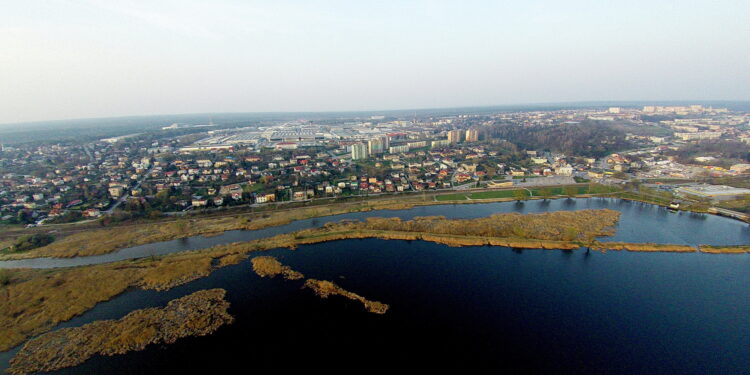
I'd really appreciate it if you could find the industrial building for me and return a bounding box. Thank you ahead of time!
[675,184,750,201]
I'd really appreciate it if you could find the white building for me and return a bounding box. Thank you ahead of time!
[351,143,369,160]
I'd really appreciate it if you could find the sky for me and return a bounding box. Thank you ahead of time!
[1,0,749,124]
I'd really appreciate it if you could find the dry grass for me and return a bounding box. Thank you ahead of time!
[216,253,248,267]
[251,256,304,280]
[591,242,696,252]
[304,279,389,314]
[0,209,702,353]
[8,289,233,375]
[0,197,426,260]
[0,266,140,352]
[699,245,750,254]
[354,209,621,242]
[137,256,214,291]
[250,256,387,314]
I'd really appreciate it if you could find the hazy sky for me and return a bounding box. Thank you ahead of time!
[1,0,749,124]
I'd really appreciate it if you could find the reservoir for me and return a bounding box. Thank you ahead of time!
[2,239,748,373]
[0,198,749,373]
[1,198,749,269]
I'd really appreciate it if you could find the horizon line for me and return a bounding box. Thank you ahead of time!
[2,99,749,127]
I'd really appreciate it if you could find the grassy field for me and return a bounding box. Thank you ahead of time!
[435,185,616,201]
[8,289,233,375]
[434,193,469,201]
[465,190,520,199]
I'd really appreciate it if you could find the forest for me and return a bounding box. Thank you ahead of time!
[666,139,750,166]
[485,121,632,157]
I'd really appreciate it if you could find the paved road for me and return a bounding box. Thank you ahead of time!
[106,165,156,214]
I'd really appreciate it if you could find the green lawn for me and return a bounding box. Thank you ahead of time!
[466,190,521,199]
[435,193,468,201]
[435,184,620,201]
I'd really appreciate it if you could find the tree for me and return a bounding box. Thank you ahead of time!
[513,189,528,201]
[0,269,11,286]
[563,227,579,241]
[173,219,189,235]
[539,187,553,200]
[589,183,606,194]
[11,233,54,252]
[563,186,578,198]
[485,121,632,158]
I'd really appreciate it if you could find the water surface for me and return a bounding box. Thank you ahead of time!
[1,198,748,269]
[3,238,748,374]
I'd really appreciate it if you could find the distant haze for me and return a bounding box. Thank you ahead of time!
[1,0,749,124]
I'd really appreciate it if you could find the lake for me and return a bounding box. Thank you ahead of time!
[2,198,749,269]
[1,199,749,373]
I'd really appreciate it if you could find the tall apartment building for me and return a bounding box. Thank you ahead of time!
[447,129,462,144]
[368,137,387,155]
[388,145,410,154]
[351,142,369,160]
[431,139,451,148]
[465,129,478,142]
[407,141,427,149]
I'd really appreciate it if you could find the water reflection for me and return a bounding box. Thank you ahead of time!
[1,198,749,269]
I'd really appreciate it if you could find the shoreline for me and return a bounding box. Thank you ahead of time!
[2,192,741,262]
[7,289,233,375]
[1,215,748,353]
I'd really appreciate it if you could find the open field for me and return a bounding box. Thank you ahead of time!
[435,184,619,201]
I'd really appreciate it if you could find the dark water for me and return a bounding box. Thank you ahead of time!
[2,198,749,268]
[1,199,749,374]
[3,239,748,374]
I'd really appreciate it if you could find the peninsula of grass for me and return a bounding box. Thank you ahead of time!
[0,197,428,260]
[8,289,233,375]
[0,184,620,261]
[698,245,750,254]
[305,279,390,314]
[250,255,388,314]
[251,256,304,280]
[591,242,696,252]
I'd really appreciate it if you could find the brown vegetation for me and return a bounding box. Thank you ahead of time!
[699,245,750,254]
[8,289,233,375]
[250,256,386,314]
[591,242,696,252]
[0,209,714,353]
[251,256,304,280]
[348,209,621,242]
[304,279,389,314]
[0,197,426,260]
[137,256,215,291]
[216,253,248,267]
[0,266,140,352]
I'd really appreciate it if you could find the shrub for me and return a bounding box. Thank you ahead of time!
[11,234,54,252]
